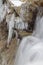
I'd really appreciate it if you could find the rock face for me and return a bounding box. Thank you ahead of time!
[0,0,43,65]
[20,2,38,31]
[0,0,42,40]
[0,0,43,40]
[0,20,7,40]
[8,0,43,31]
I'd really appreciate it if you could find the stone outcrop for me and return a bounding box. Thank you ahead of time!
[0,21,7,40]
[0,0,43,65]
[0,0,43,39]
[8,0,38,31]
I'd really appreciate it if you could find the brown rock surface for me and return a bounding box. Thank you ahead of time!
[0,0,43,65]
[0,21,7,40]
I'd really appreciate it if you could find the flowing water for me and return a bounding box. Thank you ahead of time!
[14,7,43,65]
[0,0,43,65]
[9,0,26,7]
[32,7,43,40]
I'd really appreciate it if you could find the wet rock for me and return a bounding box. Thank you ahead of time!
[19,1,38,31]
[0,21,7,40]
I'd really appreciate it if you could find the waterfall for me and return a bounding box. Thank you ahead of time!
[32,7,43,40]
[33,16,43,40]
[14,7,43,65]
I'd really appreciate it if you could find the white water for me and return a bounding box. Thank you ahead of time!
[0,0,43,65]
[9,0,26,7]
[32,9,43,40]
[14,10,43,65]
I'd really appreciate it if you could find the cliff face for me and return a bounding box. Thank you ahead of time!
[9,0,43,22]
[8,0,38,31]
[0,0,43,40]
[0,21,7,40]
[0,0,43,65]
[7,0,43,23]
[10,0,43,14]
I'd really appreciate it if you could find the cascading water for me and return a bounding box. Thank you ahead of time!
[14,7,43,65]
[33,16,43,40]
[32,7,43,40]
